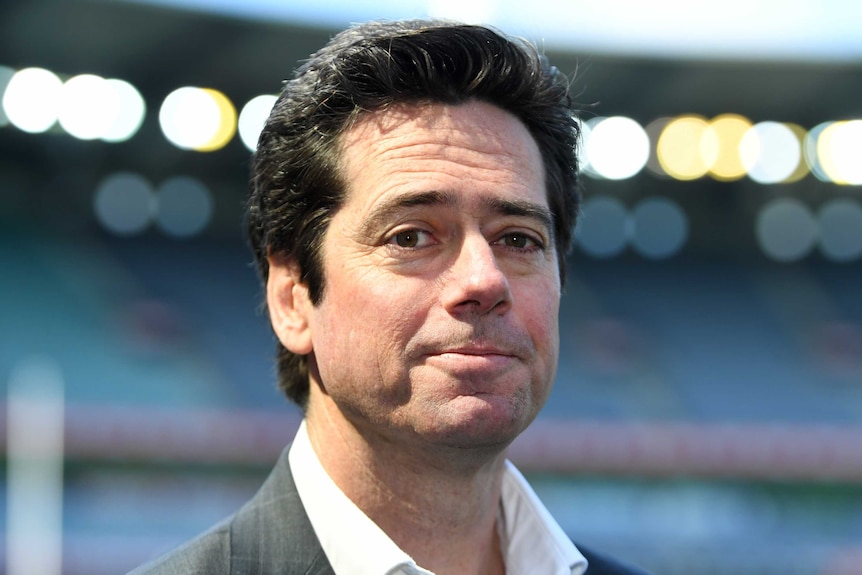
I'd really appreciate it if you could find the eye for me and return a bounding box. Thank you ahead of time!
[388,229,432,248]
[497,232,543,250]
[503,234,530,249]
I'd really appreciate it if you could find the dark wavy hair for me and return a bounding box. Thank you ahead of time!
[247,19,581,407]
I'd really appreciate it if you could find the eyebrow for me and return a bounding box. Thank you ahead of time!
[359,189,555,240]
[485,196,555,239]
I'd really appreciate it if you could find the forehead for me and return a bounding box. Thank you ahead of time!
[336,100,546,212]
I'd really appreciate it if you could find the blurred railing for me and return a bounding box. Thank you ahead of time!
[2,403,861,482]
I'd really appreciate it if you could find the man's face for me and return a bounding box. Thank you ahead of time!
[301,100,560,453]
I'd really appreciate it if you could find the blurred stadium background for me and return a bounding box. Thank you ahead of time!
[2,0,862,573]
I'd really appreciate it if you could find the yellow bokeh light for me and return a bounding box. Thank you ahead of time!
[657,115,712,180]
[707,114,751,181]
[195,88,237,152]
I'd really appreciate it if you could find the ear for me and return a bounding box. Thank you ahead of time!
[266,252,314,355]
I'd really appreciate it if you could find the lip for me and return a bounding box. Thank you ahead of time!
[438,346,515,357]
[412,331,529,365]
[424,347,518,373]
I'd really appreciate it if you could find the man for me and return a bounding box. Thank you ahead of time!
[131,19,650,575]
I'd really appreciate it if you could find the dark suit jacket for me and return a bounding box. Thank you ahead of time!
[129,448,651,575]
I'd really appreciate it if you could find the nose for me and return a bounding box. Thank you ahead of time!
[442,234,512,316]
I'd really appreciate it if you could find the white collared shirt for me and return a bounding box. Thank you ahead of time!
[289,421,587,575]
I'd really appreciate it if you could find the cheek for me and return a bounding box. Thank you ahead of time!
[520,278,560,338]
[533,312,559,372]
[520,284,561,375]
[312,272,429,383]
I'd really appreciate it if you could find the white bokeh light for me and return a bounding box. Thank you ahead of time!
[159,86,222,150]
[586,116,649,180]
[238,94,277,151]
[756,198,818,262]
[827,120,862,185]
[58,74,118,140]
[101,79,146,142]
[740,122,802,184]
[2,67,63,133]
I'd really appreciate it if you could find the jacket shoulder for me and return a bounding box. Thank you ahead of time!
[126,446,333,575]
[127,518,231,575]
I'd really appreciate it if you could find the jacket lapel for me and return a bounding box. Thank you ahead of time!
[229,446,335,575]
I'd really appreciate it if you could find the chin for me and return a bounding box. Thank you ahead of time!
[424,394,537,451]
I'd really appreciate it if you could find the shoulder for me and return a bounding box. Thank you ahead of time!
[578,544,653,575]
[127,518,231,575]
[127,445,331,575]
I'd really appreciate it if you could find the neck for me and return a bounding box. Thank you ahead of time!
[305,392,508,575]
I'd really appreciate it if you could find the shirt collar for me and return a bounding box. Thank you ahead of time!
[289,421,429,575]
[289,420,587,575]
[499,460,587,575]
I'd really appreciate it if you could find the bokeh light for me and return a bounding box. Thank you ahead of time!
[740,122,803,184]
[156,176,213,238]
[803,121,832,182]
[93,172,156,236]
[818,199,862,262]
[816,122,844,184]
[756,198,817,262]
[822,120,862,185]
[159,86,236,151]
[706,114,751,181]
[629,197,689,259]
[58,74,118,140]
[781,123,810,183]
[586,116,649,180]
[576,196,628,258]
[198,88,237,151]
[2,67,63,133]
[238,94,277,151]
[657,115,716,180]
[1,68,144,141]
[101,79,146,142]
